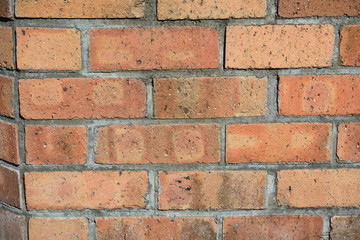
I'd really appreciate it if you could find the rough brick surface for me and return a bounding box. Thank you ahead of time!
[224,215,323,240]
[29,218,88,240]
[0,166,20,208]
[0,208,25,240]
[17,28,81,70]
[226,25,334,69]
[340,25,360,66]
[277,169,360,208]
[279,75,360,116]
[25,171,148,210]
[26,125,87,165]
[16,0,145,18]
[96,217,217,240]
[90,27,219,70]
[337,123,360,162]
[159,171,266,209]
[0,26,14,69]
[19,78,146,119]
[154,77,267,118]
[0,0,12,18]
[158,0,266,20]
[0,75,14,117]
[0,121,20,165]
[226,123,331,163]
[278,0,360,18]
[331,215,360,240]
[96,124,220,164]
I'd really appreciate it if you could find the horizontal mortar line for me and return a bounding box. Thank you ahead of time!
[0,159,21,170]
[0,202,24,215]
[0,68,17,77]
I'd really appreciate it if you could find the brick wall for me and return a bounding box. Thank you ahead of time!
[0,0,359,239]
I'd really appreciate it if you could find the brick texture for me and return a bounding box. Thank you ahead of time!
[0,208,25,240]
[331,215,360,240]
[0,75,14,117]
[0,166,20,208]
[337,123,360,162]
[0,26,14,69]
[340,25,360,66]
[0,0,12,18]
[0,121,20,165]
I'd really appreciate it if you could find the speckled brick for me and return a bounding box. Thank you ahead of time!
[0,75,14,118]
[0,208,25,240]
[0,166,20,208]
[0,0,12,18]
[331,215,360,240]
[338,123,360,162]
[340,25,360,66]
[0,121,20,165]
[0,27,14,69]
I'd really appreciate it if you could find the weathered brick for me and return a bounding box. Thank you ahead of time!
[96,124,220,164]
[279,75,360,116]
[90,27,219,70]
[227,123,331,163]
[25,171,148,210]
[159,171,266,210]
[0,0,12,18]
[277,169,360,208]
[0,75,14,117]
[96,217,217,240]
[0,166,20,208]
[331,215,360,240]
[226,25,334,69]
[158,0,266,20]
[17,28,81,70]
[0,208,25,240]
[224,215,323,240]
[0,121,20,165]
[154,77,267,118]
[16,0,144,18]
[278,0,360,18]
[0,27,14,69]
[29,218,88,240]
[340,25,360,66]
[26,125,87,165]
[19,78,146,119]
[338,123,360,162]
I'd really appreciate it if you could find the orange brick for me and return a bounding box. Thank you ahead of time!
[224,215,323,240]
[159,171,266,210]
[0,208,25,240]
[0,0,12,18]
[158,0,266,20]
[90,27,219,70]
[25,171,148,210]
[340,25,360,66]
[29,218,88,240]
[226,123,331,163]
[19,78,146,119]
[226,25,334,69]
[277,169,360,208]
[96,124,220,164]
[96,217,217,240]
[0,75,14,117]
[16,0,144,18]
[0,27,14,69]
[0,121,20,165]
[331,215,360,240]
[17,28,81,70]
[279,75,360,116]
[26,125,87,165]
[154,77,267,118]
[338,123,360,162]
[0,166,20,208]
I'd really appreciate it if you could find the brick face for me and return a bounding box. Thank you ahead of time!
[0,166,20,208]
[0,121,20,165]
[340,25,360,66]
[0,208,25,240]
[0,75,14,117]
[0,0,12,18]
[0,26,14,69]
[337,123,360,162]
[331,215,360,240]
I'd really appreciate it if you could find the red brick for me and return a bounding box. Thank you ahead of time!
[0,121,20,165]
[340,25,360,66]
[159,171,266,210]
[0,0,12,18]
[226,25,334,69]
[25,171,148,210]
[29,218,88,240]
[224,215,323,240]
[17,28,81,70]
[26,125,87,165]
[331,215,360,240]
[16,0,144,18]
[338,123,360,162]
[154,76,267,118]
[278,0,360,18]
[96,217,217,240]
[279,75,360,116]
[0,208,25,240]
[277,169,360,208]
[158,0,266,20]
[0,166,20,208]
[226,123,331,163]
[90,27,219,70]
[0,27,14,69]
[19,78,146,119]
[96,124,220,164]
[0,75,14,117]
